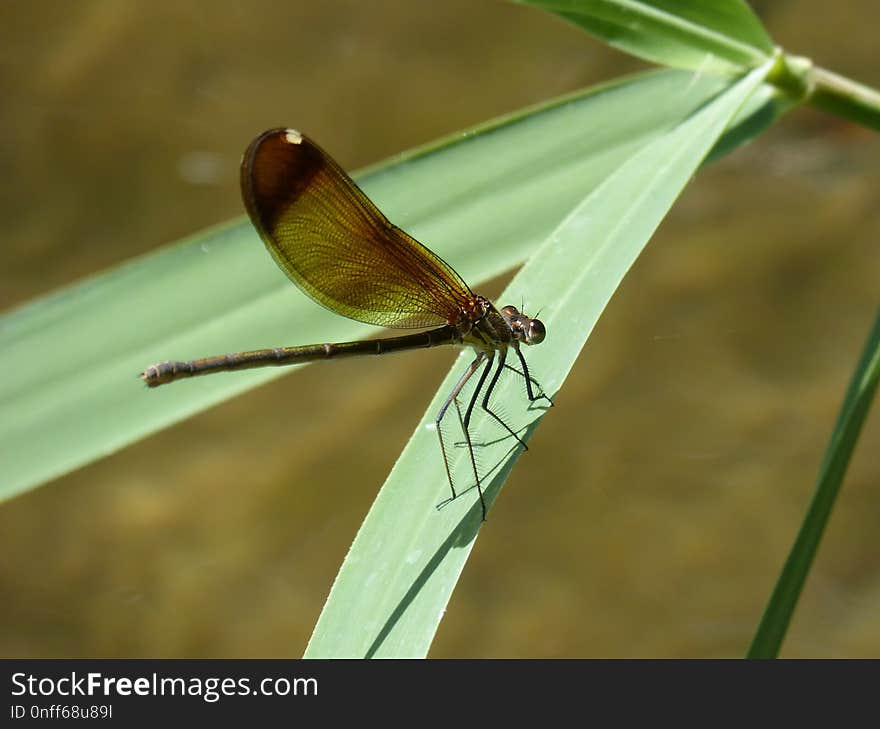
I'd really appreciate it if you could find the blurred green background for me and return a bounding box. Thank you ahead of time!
[1,0,878,657]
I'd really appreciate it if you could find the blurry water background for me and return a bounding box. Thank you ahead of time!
[1,0,878,657]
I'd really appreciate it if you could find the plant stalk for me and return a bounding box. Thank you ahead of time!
[747,305,880,658]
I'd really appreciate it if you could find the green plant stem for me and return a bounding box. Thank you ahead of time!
[765,51,880,132]
[747,305,880,658]
[808,66,880,131]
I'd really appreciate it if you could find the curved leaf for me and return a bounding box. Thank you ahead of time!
[305,61,774,658]
[518,0,774,72]
[1,68,785,503]
[748,305,880,658]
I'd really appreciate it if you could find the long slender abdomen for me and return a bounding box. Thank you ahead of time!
[141,325,458,387]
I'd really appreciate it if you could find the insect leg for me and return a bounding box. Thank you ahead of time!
[436,353,485,501]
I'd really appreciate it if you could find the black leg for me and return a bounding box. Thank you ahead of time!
[479,350,528,450]
[434,346,550,522]
[454,398,485,521]
[435,353,485,501]
[502,363,544,394]
[458,354,495,521]
[513,346,553,405]
[462,353,495,429]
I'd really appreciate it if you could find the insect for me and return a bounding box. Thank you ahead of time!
[142,129,550,519]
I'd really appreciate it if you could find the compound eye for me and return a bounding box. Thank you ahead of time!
[527,319,546,345]
[501,305,520,318]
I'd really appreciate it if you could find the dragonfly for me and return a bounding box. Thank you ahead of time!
[142,128,551,519]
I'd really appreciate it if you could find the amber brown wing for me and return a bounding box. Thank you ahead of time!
[240,128,474,329]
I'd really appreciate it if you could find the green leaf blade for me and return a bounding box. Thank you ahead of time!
[1,69,767,503]
[518,0,774,72]
[748,306,880,658]
[305,61,774,658]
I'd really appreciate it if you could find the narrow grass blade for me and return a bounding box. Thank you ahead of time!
[305,61,774,658]
[517,0,774,73]
[1,68,777,503]
[747,306,880,658]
